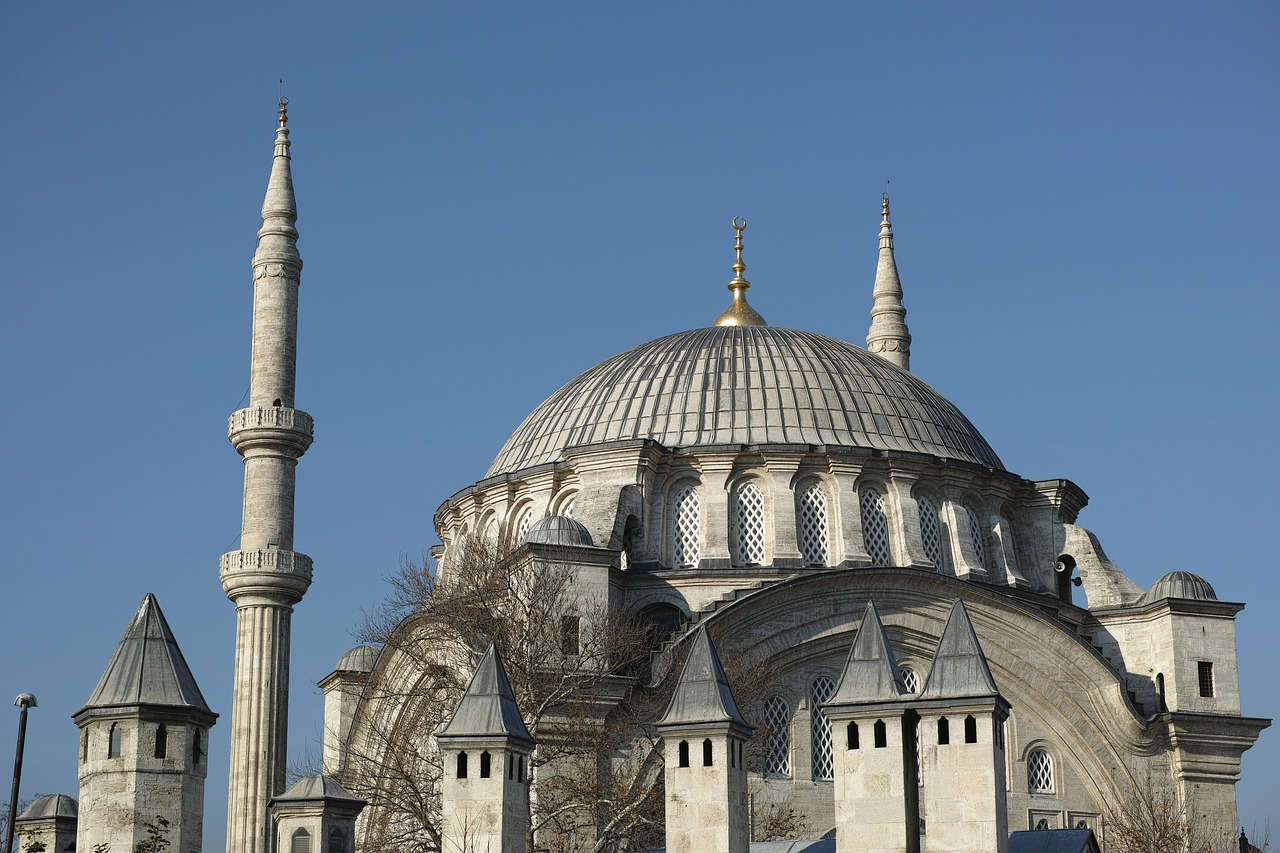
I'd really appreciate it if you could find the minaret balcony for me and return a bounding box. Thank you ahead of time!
[220,548,313,603]
[228,406,314,455]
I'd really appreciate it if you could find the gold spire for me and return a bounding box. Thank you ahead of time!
[278,95,289,127]
[714,217,767,327]
[882,191,890,220]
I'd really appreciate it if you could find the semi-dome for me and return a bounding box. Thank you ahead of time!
[488,325,1003,477]
[1143,571,1218,603]
[526,515,595,547]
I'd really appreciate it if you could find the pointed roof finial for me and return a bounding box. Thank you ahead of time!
[866,191,912,371]
[278,94,289,127]
[714,217,767,327]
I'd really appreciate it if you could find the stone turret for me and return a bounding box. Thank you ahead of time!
[73,594,217,853]
[269,775,365,853]
[866,194,911,370]
[656,627,753,853]
[823,601,919,853]
[916,600,1010,853]
[436,645,536,853]
[15,795,78,853]
[219,98,314,853]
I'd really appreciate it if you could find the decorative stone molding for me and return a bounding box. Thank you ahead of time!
[228,406,314,455]
[253,261,301,281]
[220,548,313,603]
[220,547,313,576]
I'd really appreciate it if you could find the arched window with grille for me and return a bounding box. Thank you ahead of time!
[732,481,766,566]
[673,484,701,568]
[797,483,829,567]
[515,505,535,543]
[107,723,121,759]
[1028,748,1055,793]
[917,495,944,570]
[860,485,892,565]
[811,677,836,780]
[966,504,989,570]
[290,829,311,853]
[763,695,791,776]
[900,666,920,694]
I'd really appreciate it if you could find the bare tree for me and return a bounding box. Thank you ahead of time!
[1103,770,1268,853]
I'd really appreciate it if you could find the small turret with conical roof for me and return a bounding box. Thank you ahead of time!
[436,644,535,853]
[73,594,217,853]
[866,193,912,370]
[916,600,1010,853]
[823,602,920,853]
[657,627,753,853]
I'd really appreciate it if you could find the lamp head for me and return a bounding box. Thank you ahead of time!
[13,693,37,709]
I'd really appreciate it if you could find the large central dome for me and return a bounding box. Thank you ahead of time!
[488,326,1002,476]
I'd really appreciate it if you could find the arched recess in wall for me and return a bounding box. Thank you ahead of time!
[795,478,830,567]
[670,480,702,569]
[730,478,767,567]
[858,481,894,566]
[914,488,948,573]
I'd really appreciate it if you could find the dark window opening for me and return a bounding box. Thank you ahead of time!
[937,717,950,745]
[1198,661,1214,697]
[873,720,887,749]
[964,715,978,744]
[702,738,713,767]
[456,751,468,779]
[155,724,167,759]
[678,740,689,768]
[327,828,347,853]
[508,753,514,779]
[192,728,202,765]
[847,721,860,750]
[108,723,121,759]
[81,731,88,763]
[1156,673,1167,712]
[560,614,581,656]
[518,755,525,782]
[480,750,491,778]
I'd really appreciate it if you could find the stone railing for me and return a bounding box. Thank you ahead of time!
[227,406,314,437]
[220,548,313,577]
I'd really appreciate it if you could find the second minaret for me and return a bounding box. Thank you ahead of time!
[219,98,314,853]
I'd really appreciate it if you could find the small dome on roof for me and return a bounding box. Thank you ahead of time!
[1144,571,1218,603]
[526,515,595,547]
[17,794,78,820]
[274,774,364,803]
[334,644,380,673]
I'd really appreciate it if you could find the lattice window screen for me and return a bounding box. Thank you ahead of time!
[763,695,791,776]
[733,483,766,566]
[918,496,943,568]
[516,506,535,543]
[901,666,921,694]
[798,484,829,566]
[967,506,988,569]
[1028,749,1055,793]
[674,486,701,568]
[562,498,575,519]
[811,677,836,780]
[860,487,892,565]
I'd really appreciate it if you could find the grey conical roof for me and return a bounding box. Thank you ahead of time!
[920,600,1000,699]
[82,594,211,713]
[829,602,907,705]
[274,774,364,804]
[658,627,749,728]
[438,644,533,742]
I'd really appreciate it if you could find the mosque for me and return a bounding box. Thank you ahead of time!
[12,105,1270,853]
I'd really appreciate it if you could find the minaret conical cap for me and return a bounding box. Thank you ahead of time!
[919,599,1001,699]
[658,626,751,730]
[866,193,911,370]
[438,644,534,744]
[714,217,767,327]
[257,97,300,258]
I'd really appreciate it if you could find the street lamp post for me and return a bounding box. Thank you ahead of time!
[4,694,36,853]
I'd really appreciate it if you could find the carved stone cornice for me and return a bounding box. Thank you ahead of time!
[228,406,314,455]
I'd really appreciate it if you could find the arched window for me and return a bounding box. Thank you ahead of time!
[515,505,535,543]
[917,495,944,569]
[678,740,690,767]
[107,723,121,759]
[810,677,836,781]
[1028,748,1054,793]
[763,695,791,776]
[847,721,860,750]
[673,485,701,568]
[480,750,492,778]
[456,751,469,779]
[964,715,978,744]
[155,724,167,759]
[797,483,829,567]
[191,727,202,765]
[702,738,713,767]
[937,717,950,744]
[291,828,311,853]
[860,486,892,565]
[873,719,888,749]
[900,666,920,694]
[965,505,989,569]
[561,497,576,519]
[731,482,765,566]
[327,828,347,853]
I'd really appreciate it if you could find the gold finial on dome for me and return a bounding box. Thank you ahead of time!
[882,191,890,220]
[278,94,289,127]
[714,216,767,327]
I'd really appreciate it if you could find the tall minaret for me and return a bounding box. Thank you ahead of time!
[865,193,912,371]
[219,97,314,853]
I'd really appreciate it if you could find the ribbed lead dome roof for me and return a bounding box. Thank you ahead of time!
[488,326,1002,476]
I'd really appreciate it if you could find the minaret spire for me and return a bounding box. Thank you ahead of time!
[866,192,912,370]
[714,217,767,327]
[220,97,314,853]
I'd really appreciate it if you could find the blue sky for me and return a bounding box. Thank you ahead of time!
[2,1,1276,845]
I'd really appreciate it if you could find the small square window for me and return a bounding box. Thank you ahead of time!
[1197,661,1214,697]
